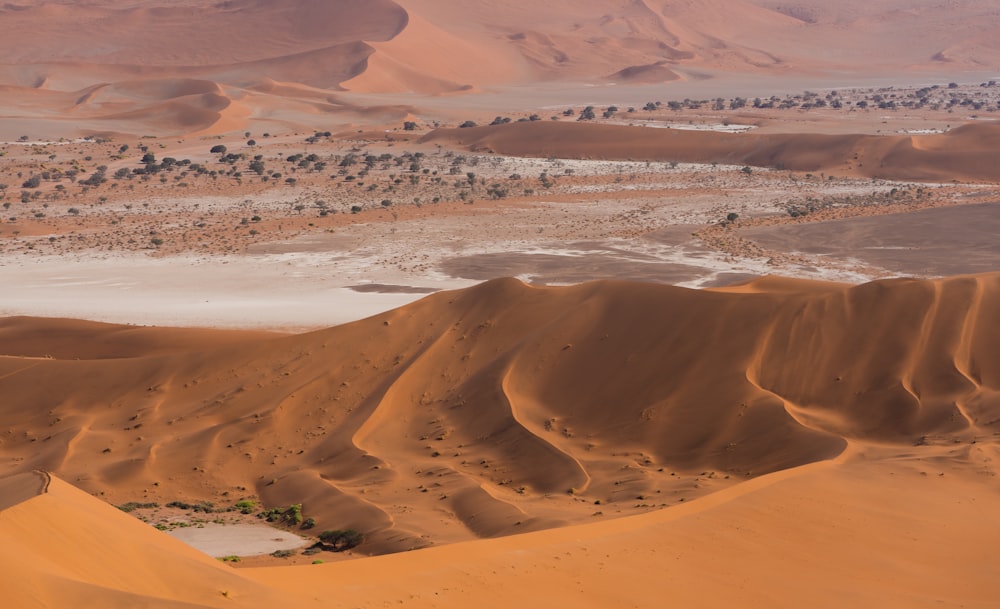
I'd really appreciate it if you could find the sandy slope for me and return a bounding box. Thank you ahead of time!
[422,120,1000,182]
[249,454,1000,608]
[2,436,998,607]
[2,274,999,558]
[0,472,296,609]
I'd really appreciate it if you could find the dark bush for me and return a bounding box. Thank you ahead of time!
[317,529,363,551]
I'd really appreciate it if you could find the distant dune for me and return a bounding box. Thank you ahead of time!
[2,274,999,554]
[1,0,999,135]
[423,120,1000,182]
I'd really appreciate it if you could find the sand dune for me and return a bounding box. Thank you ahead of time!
[3,273,1000,606]
[247,456,1000,608]
[0,471,295,609]
[2,3,998,606]
[423,120,1000,182]
[5,456,998,608]
[2,274,999,556]
[1,1,998,135]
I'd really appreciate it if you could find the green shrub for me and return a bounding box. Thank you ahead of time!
[234,499,256,514]
[317,529,363,551]
[258,504,303,526]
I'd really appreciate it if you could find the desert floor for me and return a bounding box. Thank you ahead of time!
[2,2,1000,605]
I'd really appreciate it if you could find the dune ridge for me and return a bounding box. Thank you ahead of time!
[422,120,1000,182]
[2,274,999,553]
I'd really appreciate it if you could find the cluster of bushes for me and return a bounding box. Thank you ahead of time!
[117,501,159,513]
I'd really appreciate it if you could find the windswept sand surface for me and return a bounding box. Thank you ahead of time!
[2,1,1000,607]
[3,274,1000,607]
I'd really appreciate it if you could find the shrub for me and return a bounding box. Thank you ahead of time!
[258,504,303,526]
[234,499,256,514]
[117,501,159,513]
[210,145,227,154]
[317,529,363,551]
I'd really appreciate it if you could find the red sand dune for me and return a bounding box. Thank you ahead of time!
[0,471,292,608]
[2,274,1000,607]
[2,274,1000,555]
[1,1,999,134]
[422,120,1000,182]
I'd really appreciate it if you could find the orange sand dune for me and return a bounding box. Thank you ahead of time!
[2,274,1000,557]
[368,0,1000,90]
[4,455,998,608]
[3,274,1000,607]
[248,455,1000,608]
[0,316,281,360]
[0,471,297,609]
[1,1,998,135]
[422,120,1000,182]
[1,1,997,100]
[0,0,406,87]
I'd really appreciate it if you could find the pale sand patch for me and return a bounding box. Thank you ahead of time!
[0,254,468,330]
[167,524,309,558]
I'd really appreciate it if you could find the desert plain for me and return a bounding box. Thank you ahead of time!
[2,1,1000,607]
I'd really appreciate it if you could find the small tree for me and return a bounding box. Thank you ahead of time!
[210,144,227,154]
[317,530,363,551]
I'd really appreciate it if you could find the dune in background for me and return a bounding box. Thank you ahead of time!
[1,0,999,135]
[2,274,999,555]
[423,120,1000,182]
[2,273,1000,607]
